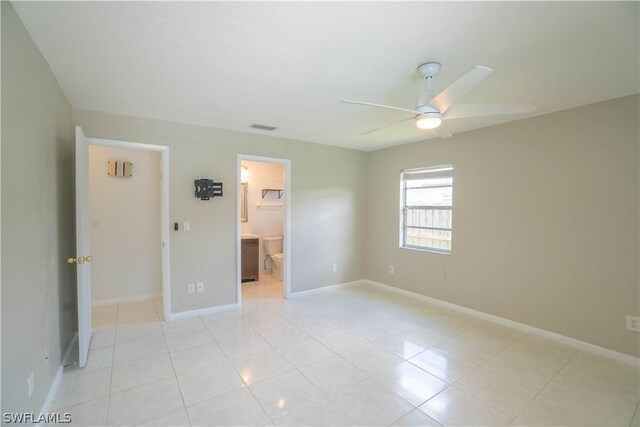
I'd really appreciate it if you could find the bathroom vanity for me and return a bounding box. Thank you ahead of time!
[241,235,259,282]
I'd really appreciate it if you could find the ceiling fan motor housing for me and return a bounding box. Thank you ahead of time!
[416,105,439,114]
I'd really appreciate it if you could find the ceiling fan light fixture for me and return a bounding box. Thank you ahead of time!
[415,113,442,129]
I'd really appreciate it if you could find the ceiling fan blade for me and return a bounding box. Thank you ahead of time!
[445,104,537,119]
[434,121,453,139]
[361,117,413,135]
[427,66,493,114]
[343,100,420,115]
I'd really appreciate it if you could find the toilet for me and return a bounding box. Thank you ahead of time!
[263,236,284,281]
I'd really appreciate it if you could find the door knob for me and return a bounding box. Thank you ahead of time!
[67,256,90,264]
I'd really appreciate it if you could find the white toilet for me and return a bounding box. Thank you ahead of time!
[263,236,284,281]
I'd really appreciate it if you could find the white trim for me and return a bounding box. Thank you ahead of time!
[38,333,77,423]
[89,137,167,152]
[86,136,172,320]
[237,154,292,307]
[288,280,366,299]
[364,279,639,366]
[166,303,239,321]
[161,147,171,320]
[92,293,162,307]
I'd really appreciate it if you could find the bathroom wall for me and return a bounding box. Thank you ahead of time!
[241,160,285,274]
[89,145,162,304]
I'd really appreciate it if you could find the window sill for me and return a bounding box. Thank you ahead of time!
[400,245,451,255]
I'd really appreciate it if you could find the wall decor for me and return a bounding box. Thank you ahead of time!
[194,179,223,200]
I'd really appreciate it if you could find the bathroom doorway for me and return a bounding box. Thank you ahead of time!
[236,155,291,306]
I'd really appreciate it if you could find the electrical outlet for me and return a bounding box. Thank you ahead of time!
[187,283,195,294]
[27,372,34,397]
[332,264,337,272]
[627,315,639,332]
[183,221,190,231]
[389,265,395,274]
[197,282,204,292]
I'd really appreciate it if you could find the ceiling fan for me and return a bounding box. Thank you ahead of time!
[343,62,536,138]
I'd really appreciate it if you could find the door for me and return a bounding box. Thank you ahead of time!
[73,126,93,367]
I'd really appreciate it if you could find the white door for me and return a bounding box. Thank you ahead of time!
[74,126,93,367]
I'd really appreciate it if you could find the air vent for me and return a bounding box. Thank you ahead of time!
[250,123,277,131]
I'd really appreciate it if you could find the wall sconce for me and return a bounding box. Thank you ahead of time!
[107,160,132,177]
[241,166,249,183]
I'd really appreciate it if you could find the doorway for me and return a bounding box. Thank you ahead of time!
[74,128,170,367]
[88,137,171,317]
[237,155,291,306]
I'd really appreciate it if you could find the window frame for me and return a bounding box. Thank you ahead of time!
[399,165,454,255]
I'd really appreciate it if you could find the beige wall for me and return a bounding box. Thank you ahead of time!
[241,160,285,274]
[75,96,639,356]
[72,108,368,313]
[89,145,162,304]
[366,95,640,357]
[1,13,637,424]
[1,1,76,416]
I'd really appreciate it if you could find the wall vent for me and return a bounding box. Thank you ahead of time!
[250,123,277,131]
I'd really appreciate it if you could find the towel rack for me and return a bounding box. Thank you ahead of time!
[257,203,283,209]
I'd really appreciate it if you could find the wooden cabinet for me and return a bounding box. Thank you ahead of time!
[241,238,259,282]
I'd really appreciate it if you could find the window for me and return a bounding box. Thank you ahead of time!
[400,165,453,254]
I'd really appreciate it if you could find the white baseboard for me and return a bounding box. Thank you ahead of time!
[167,303,239,321]
[92,293,162,307]
[364,279,639,366]
[38,333,77,423]
[288,279,365,299]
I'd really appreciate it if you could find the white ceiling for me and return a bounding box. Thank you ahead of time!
[13,1,639,151]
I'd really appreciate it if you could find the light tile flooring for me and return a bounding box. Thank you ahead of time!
[53,276,640,426]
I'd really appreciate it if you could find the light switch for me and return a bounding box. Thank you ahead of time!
[197,282,204,292]
[183,221,190,231]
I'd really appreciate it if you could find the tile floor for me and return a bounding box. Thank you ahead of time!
[53,276,640,426]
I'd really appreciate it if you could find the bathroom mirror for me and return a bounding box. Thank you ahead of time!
[240,182,248,223]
